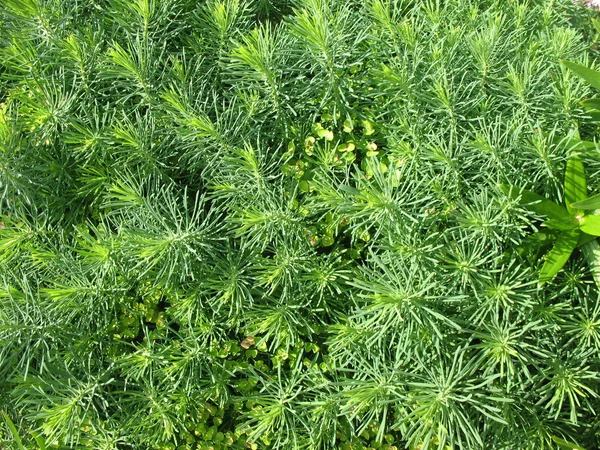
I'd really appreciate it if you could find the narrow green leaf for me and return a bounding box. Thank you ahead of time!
[543,217,578,231]
[565,155,586,215]
[580,215,600,236]
[539,229,579,285]
[30,430,47,450]
[499,185,569,220]
[571,193,600,210]
[561,60,600,91]
[1,410,25,450]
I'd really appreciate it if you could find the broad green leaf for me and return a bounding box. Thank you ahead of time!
[581,98,600,111]
[586,110,600,122]
[543,217,578,231]
[561,60,600,91]
[565,155,586,215]
[551,434,587,450]
[577,232,597,248]
[581,239,600,288]
[517,228,558,262]
[594,18,600,34]
[539,229,579,285]
[580,215,600,236]
[1,410,25,450]
[552,136,597,158]
[571,193,600,210]
[499,185,569,220]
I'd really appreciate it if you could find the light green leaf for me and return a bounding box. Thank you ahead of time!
[580,215,600,236]
[499,185,569,220]
[543,217,578,231]
[551,434,587,450]
[561,60,600,91]
[30,430,47,450]
[581,239,600,288]
[565,155,586,215]
[587,110,600,122]
[539,229,579,285]
[571,193,600,210]
[553,136,598,159]
[551,134,594,149]
[581,98,600,111]
[1,410,25,450]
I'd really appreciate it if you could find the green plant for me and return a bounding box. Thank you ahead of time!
[1,0,600,449]
[500,153,600,285]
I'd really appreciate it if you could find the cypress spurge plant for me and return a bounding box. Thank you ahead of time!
[500,56,600,287]
[3,0,600,449]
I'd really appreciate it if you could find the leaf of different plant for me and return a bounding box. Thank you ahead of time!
[499,185,569,220]
[577,232,598,248]
[30,430,47,450]
[551,434,587,450]
[580,215,600,236]
[571,193,600,210]
[551,135,598,160]
[561,60,600,91]
[565,155,586,215]
[539,229,580,285]
[517,228,558,263]
[581,98,600,111]
[543,217,578,231]
[581,239,600,288]
[586,110,600,122]
[1,410,24,450]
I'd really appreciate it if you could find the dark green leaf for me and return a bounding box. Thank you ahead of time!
[580,215,600,236]
[577,232,598,248]
[571,193,600,210]
[565,155,586,215]
[499,184,569,220]
[586,110,600,122]
[539,229,579,285]
[561,60,600,91]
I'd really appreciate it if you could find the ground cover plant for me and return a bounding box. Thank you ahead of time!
[2,0,600,448]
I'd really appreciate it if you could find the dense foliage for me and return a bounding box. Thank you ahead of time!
[2,0,600,449]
